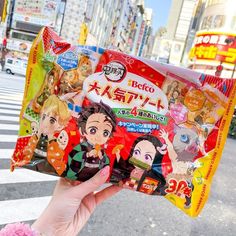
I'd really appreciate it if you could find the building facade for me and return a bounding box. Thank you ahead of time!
[154,0,198,65]
[188,0,236,78]
[60,0,87,45]
[3,0,65,61]
[1,0,153,65]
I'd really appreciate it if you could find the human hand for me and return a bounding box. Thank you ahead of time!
[87,149,103,159]
[159,129,169,142]
[32,166,121,236]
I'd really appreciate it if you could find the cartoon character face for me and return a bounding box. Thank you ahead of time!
[31,121,39,135]
[173,126,200,155]
[39,112,62,138]
[57,130,69,150]
[171,81,179,88]
[61,70,77,84]
[78,55,92,77]
[172,90,179,99]
[83,113,113,146]
[132,140,156,167]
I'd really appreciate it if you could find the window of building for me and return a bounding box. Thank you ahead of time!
[206,0,225,7]
[201,15,213,30]
[11,31,36,42]
[213,15,225,28]
[231,16,236,31]
[201,14,225,30]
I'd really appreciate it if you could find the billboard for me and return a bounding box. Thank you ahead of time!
[13,0,59,27]
[189,31,236,65]
[169,41,185,65]
[6,39,32,53]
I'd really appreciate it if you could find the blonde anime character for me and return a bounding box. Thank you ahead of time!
[32,67,60,113]
[59,69,80,95]
[23,95,71,175]
[76,54,93,86]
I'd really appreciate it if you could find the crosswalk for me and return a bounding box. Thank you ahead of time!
[0,86,58,227]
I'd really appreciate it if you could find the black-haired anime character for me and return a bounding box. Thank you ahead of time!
[66,101,117,181]
[111,135,166,193]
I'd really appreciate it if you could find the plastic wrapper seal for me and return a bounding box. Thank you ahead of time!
[11,27,236,217]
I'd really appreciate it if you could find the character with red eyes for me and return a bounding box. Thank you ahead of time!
[66,101,117,181]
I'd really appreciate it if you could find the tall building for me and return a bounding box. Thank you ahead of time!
[130,1,145,55]
[138,7,152,57]
[60,0,88,45]
[182,0,206,66]
[1,0,153,62]
[61,0,121,48]
[188,0,236,78]
[156,0,198,65]
[111,0,132,51]
[86,0,119,48]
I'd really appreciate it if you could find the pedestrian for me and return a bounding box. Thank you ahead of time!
[0,166,121,236]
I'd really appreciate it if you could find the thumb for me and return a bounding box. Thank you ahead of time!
[70,166,110,200]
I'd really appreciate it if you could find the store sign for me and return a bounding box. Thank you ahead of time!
[189,32,236,64]
[6,39,32,53]
[13,0,59,27]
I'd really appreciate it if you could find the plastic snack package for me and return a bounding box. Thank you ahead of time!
[11,27,236,217]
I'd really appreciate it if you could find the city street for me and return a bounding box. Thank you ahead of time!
[0,71,235,235]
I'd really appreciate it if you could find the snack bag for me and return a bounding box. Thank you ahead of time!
[11,27,236,217]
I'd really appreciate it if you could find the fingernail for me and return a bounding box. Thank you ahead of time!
[100,165,110,177]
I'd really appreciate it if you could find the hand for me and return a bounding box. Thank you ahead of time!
[156,144,167,155]
[32,166,121,236]
[87,149,100,158]
[159,129,169,142]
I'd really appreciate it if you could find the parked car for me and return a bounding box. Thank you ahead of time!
[4,58,27,76]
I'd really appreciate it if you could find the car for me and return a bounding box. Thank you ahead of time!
[4,58,27,76]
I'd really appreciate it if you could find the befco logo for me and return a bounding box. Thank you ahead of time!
[128,80,155,93]
[103,61,126,82]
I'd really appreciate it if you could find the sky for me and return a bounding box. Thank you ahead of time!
[145,0,172,33]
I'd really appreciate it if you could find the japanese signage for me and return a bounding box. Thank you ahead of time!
[13,0,59,27]
[83,60,169,117]
[189,32,236,64]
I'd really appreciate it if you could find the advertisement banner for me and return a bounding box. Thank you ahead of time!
[6,39,32,53]
[169,41,184,65]
[189,31,236,64]
[158,39,172,63]
[13,0,59,27]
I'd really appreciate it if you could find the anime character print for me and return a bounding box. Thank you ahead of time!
[66,101,117,181]
[159,125,201,208]
[23,95,71,175]
[58,69,80,95]
[112,135,166,194]
[77,54,93,85]
[32,67,60,113]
